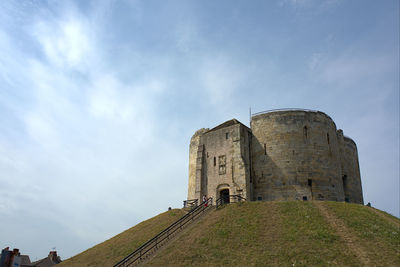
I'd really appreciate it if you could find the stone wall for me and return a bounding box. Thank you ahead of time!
[199,121,251,203]
[188,120,251,204]
[342,137,364,204]
[251,110,345,201]
[187,109,364,205]
[187,128,208,201]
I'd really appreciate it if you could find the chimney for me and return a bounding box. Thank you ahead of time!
[48,251,58,262]
[12,248,19,255]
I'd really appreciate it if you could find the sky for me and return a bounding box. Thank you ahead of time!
[0,0,398,261]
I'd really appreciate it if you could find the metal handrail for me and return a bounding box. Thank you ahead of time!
[183,199,198,209]
[216,195,246,208]
[251,108,321,117]
[114,198,213,267]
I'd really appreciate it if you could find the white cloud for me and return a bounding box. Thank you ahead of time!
[0,0,397,260]
[308,53,323,71]
[175,22,201,53]
[0,2,171,258]
[200,56,244,108]
[277,0,341,12]
[88,75,135,121]
[25,112,58,147]
[33,12,96,71]
[320,56,391,85]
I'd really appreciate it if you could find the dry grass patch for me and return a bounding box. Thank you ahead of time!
[59,209,186,267]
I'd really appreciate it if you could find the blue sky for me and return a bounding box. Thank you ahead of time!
[0,0,398,261]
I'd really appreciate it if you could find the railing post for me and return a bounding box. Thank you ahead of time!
[114,197,222,267]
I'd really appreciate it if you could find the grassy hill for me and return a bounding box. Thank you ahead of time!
[59,209,187,267]
[60,202,399,266]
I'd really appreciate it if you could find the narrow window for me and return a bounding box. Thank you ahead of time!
[345,197,349,203]
[264,144,267,155]
[206,152,209,158]
[225,132,229,139]
[327,133,330,144]
[213,157,216,166]
[308,179,312,187]
[218,155,226,175]
[342,175,347,185]
[303,126,308,138]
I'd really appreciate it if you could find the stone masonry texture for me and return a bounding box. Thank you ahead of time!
[187,109,364,204]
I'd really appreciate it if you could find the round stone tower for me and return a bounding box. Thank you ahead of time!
[187,108,363,205]
[337,130,364,204]
[250,109,346,202]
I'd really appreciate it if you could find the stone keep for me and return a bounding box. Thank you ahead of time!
[187,109,363,204]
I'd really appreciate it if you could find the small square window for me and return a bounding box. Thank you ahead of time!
[257,196,262,201]
[303,196,308,201]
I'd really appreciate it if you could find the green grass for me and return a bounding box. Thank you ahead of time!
[325,202,400,265]
[277,201,359,266]
[148,202,284,266]
[58,209,186,267]
[148,201,361,266]
[59,202,400,267]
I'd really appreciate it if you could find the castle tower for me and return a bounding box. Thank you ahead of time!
[251,110,345,202]
[188,120,252,203]
[337,130,364,204]
[187,109,364,204]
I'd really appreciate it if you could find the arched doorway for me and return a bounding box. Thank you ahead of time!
[220,189,230,204]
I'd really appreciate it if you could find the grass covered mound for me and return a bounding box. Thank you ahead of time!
[324,202,400,265]
[60,202,399,266]
[146,201,399,266]
[59,209,186,267]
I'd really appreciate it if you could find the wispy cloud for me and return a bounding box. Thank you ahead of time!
[0,0,398,260]
[0,1,170,258]
[200,55,244,107]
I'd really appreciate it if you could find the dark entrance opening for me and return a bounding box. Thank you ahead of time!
[220,189,230,204]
